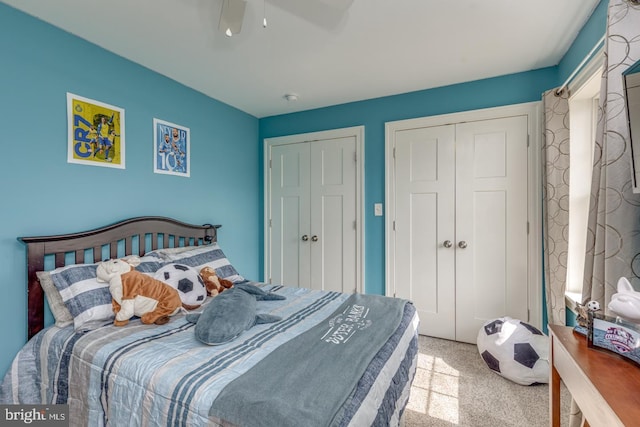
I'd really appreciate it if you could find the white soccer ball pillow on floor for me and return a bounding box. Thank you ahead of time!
[154,263,207,310]
[477,317,549,385]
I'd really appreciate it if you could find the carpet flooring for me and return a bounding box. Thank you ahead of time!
[403,335,571,427]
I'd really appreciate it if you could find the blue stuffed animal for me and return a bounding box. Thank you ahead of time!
[186,282,285,345]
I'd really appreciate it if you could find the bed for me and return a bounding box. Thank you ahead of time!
[0,216,419,427]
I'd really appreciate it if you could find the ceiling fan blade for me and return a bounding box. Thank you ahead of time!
[219,0,247,36]
[268,0,353,29]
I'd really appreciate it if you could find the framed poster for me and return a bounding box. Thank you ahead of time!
[153,118,190,177]
[67,92,125,169]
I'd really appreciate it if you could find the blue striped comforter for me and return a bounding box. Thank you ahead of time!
[1,284,419,427]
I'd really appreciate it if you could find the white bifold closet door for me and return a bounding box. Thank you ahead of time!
[269,136,357,293]
[392,115,529,343]
[394,124,457,339]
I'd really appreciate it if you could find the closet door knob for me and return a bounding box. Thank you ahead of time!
[301,235,309,241]
[458,241,468,249]
[311,235,319,242]
[443,240,453,248]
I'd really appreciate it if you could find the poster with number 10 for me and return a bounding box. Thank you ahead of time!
[153,118,190,177]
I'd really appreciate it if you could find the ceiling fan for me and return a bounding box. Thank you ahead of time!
[218,0,355,36]
[218,0,249,37]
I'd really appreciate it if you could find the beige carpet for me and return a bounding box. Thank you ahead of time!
[403,335,571,427]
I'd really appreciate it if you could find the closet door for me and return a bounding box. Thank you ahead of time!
[309,137,358,293]
[393,125,456,339]
[454,116,529,343]
[268,132,360,293]
[270,143,311,288]
[390,113,530,344]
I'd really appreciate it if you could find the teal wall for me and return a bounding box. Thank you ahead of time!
[566,309,578,328]
[557,0,608,84]
[0,4,260,378]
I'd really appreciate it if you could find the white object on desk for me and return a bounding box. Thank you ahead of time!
[608,277,640,323]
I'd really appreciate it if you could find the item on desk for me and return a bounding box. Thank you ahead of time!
[575,300,601,331]
[586,300,600,312]
[588,311,640,366]
[608,277,640,323]
[575,301,590,328]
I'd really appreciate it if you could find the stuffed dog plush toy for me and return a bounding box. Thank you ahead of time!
[96,256,182,326]
[199,266,234,296]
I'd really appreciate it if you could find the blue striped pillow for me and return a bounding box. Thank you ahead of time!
[149,244,245,283]
[49,254,164,330]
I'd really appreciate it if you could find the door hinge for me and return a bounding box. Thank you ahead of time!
[527,134,530,147]
[269,219,272,228]
[393,220,396,231]
[527,221,530,234]
[527,309,530,322]
[353,220,357,230]
[393,147,396,158]
[354,152,357,162]
[269,277,272,284]
[269,159,272,168]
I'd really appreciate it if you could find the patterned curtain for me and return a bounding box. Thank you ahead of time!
[542,90,570,326]
[583,0,640,312]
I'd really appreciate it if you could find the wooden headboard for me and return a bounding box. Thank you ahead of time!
[18,216,220,339]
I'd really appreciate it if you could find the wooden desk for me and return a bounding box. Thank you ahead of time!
[549,324,640,427]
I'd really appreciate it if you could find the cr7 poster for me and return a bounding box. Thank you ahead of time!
[67,92,125,169]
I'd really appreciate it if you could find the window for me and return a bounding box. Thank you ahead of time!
[566,67,601,307]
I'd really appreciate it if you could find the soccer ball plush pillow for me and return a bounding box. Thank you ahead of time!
[154,263,207,310]
[477,317,549,385]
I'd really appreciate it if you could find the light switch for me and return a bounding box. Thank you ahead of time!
[374,203,383,216]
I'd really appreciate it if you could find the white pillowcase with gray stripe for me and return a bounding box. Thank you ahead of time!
[44,244,243,331]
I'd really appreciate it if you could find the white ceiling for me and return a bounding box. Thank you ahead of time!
[3,0,600,118]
